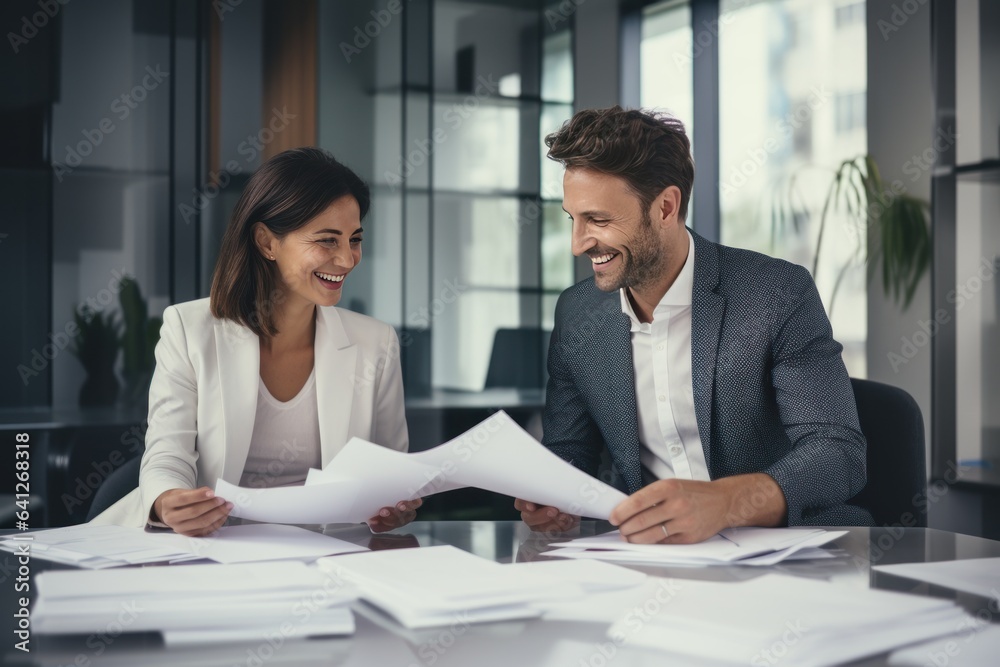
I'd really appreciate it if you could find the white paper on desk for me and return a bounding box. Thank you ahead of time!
[151,523,368,564]
[611,574,971,667]
[319,545,577,628]
[52,533,188,560]
[33,561,357,635]
[36,560,334,600]
[544,544,840,568]
[321,545,574,607]
[550,528,843,565]
[35,595,354,634]
[874,558,1000,601]
[6,524,131,545]
[1,525,189,567]
[27,551,122,569]
[412,411,627,519]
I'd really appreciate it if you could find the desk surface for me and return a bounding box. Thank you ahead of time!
[4,522,999,666]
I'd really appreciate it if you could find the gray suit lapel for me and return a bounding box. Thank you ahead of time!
[690,231,725,475]
[565,287,643,493]
[600,309,643,493]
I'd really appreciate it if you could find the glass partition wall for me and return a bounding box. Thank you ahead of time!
[1,0,174,410]
[3,0,574,420]
[315,0,575,398]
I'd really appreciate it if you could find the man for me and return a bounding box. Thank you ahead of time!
[515,106,872,544]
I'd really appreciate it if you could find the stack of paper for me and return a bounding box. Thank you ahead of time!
[219,411,627,525]
[542,527,846,566]
[318,545,602,628]
[32,562,356,644]
[610,574,973,666]
[0,523,366,568]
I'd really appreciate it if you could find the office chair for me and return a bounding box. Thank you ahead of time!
[85,455,141,522]
[483,328,552,390]
[847,378,927,527]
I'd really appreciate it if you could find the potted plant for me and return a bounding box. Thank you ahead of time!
[771,154,931,314]
[119,276,163,406]
[70,306,122,407]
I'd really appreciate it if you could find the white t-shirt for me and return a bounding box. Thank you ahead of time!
[239,368,322,489]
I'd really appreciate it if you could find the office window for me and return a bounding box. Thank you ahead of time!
[639,1,694,137]
[835,91,866,133]
[313,0,578,396]
[719,0,868,376]
[423,2,574,392]
[835,1,866,29]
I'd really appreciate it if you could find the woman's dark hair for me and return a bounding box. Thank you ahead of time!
[210,147,370,339]
[545,106,694,222]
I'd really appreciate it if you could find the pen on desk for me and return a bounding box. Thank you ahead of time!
[718,530,740,547]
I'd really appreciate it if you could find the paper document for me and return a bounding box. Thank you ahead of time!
[221,411,626,524]
[609,573,973,667]
[305,435,467,499]
[0,523,365,568]
[215,478,372,524]
[542,527,847,566]
[874,558,1000,600]
[33,561,356,636]
[410,410,627,518]
[318,545,585,628]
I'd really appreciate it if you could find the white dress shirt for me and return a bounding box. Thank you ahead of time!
[620,229,711,485]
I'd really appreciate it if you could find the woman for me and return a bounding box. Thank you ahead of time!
[95,148,420,535]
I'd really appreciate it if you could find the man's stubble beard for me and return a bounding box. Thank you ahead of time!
[596,212,669,294]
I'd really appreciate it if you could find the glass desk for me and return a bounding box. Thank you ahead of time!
[3,521,999,666]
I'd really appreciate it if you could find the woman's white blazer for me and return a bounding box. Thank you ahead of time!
[92,298,408,527]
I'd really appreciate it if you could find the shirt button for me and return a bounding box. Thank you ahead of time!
[658,394,666,402]
[657,344,665,351]
[670,445,682,456]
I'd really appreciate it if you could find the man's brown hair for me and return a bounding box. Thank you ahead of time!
[544,106,694,222]
[210,147,370,339]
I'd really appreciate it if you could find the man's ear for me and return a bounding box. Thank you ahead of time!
[253,222,277,260]
[653,185,683,227]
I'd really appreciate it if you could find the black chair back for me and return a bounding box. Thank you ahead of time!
[484,328,551,390]
[85,455,141,522]
[848,378,927,527]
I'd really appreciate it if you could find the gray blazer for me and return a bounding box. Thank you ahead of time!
[542,230,874,526]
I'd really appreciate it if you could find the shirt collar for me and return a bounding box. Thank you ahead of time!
[619,229,695,327]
